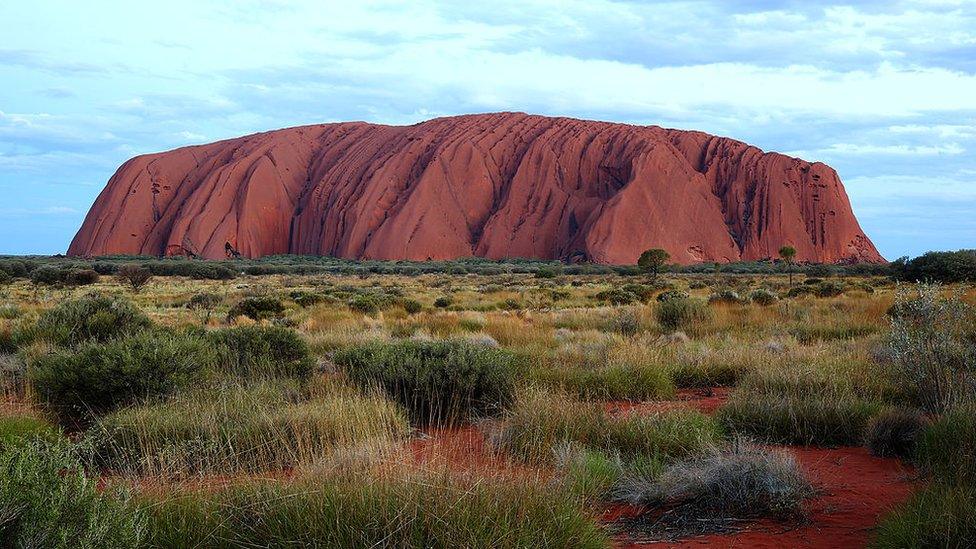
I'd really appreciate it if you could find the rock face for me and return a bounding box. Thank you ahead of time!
[69,113,883,264]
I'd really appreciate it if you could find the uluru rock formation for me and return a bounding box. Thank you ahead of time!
[69,113,883,265]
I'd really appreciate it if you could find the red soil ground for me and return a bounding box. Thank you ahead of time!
[396,388,919,548]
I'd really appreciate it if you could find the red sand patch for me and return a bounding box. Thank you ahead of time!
[612,446,919,548]
[405,424,546,477]
[606,387,731,417]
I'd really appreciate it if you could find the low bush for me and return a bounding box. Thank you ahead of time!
[140,472,607,548]
[433,296,453,309]
[65,268,100,286]
[874,485,976,548]
[0,441,146,548]
[608,307,642,336]
[290,291,325,308]
[596,288,639,305]
[656,289,689,302]
[655,298,710,332]
[30,294,151,347]
[227,295,285,321]
[749,288,778,306]
[915,404,976,486]
[92,381,408,476]
[815,280,845,298]
[335,339,517,425]
[29,330,217,419]
[878,284,976,412]
[115,265,153,292]
[614,438,812,519]
[29,265,64,286]
[864,408,928,459]
[186,292,221,311]
[210,325,314,380]
[349,293,382,314]
[708,290,749,305]
[402,299,423,314]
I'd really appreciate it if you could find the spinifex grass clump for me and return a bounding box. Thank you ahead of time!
[914,404,976,486]
[613,438,812,519]
[209,325,315,379]
[0,414,63,449]
[91,379,408,476]
[717,364,884,445]
[879,283,976,412]
[0,441,146,548]
[29,329,218,420]
[494,389,721,464]
[335,339,517,425]
[140,471,608,548]
[227,295,285,321]
[874,485,976,549]
[29,293,151,346]
[863,407,929,459]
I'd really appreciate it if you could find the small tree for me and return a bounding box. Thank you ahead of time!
[116,265,152,293]
[638,248,670,281]
[778,246,797,287]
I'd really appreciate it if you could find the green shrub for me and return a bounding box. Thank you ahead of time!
[335,339,516,425]
[621,283,654,301]
[656,289,689,302]
[915,404,976,486]
[0,441,146,548]
[31,294,151,347]
[227,295,285,321]
[595,288,638,305]
[92,381,408,475]
[433,296,453,309]
[186,292,221,311]
[29,265,64,286]
[29,330,217,418]
[708,290,749,305]
[349,293,381,314]
[655,298,710,332]
[874,485,976,548]
[210,325,315,380]
[749,289,778,306]
[879,284,976,411]
[65,269,100,286]
[890,249,976,283]
[864,408,928,459]
[815,280,845,297]
[402,299,423,314]
[141,473,606,549]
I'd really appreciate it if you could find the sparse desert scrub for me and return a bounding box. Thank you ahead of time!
[334,338,517,425]
[139,470,608,549]
[29,329,219,420]
[494,389,721,464]
[914,404,976,486]
[873,485,976,549]
[90,379,409,476]
[613,438,812,519]
[0,441,147,548]
[863,407,928,459]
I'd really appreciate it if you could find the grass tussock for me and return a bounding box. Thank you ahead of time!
[91,379,409,476]
[914,404,976,486]
[613,438,812,519]
[863,407,928,459]
[494,389,722,464]
[139,472,608,549]
[873,485,976,549]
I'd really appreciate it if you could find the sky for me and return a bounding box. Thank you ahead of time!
[1,1,974,259]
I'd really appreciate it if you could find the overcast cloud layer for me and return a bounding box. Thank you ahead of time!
[1,0,974,258]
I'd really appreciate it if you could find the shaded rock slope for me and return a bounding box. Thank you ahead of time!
[69,113,883,264]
